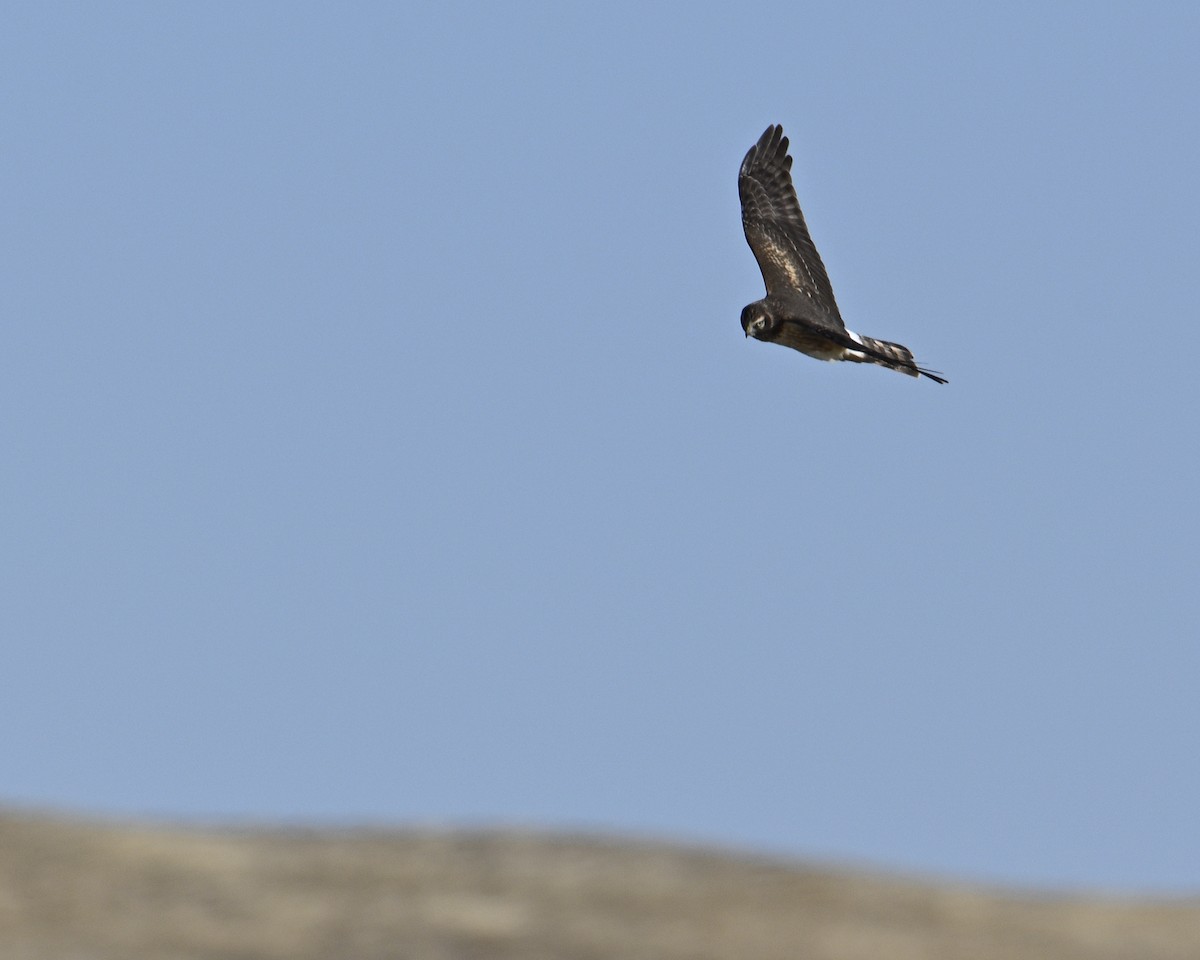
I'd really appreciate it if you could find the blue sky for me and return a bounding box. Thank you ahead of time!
[4,2,1199,892]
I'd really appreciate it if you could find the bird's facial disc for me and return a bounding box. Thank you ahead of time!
[734,307,763,340]
[741,305,770,340]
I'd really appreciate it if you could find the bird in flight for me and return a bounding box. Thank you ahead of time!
[739,125,946,383]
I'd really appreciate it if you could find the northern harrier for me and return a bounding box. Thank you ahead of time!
[739,125,946,383]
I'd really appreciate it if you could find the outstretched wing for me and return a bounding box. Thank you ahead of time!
[739,125,843,324]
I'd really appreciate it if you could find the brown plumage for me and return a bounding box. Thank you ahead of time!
[739,125,946,384]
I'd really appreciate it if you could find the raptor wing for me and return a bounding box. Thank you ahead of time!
[739,125,844,325]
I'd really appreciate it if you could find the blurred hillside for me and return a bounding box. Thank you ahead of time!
[0,809,1196,959]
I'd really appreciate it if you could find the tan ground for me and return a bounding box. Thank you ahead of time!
[0,809,1196,959]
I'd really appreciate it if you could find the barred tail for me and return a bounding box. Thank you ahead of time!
[846,332,948,384]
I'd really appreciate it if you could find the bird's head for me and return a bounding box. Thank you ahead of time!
[740,302,776,341]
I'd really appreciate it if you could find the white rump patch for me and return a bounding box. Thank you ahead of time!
[846,330,865,345]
